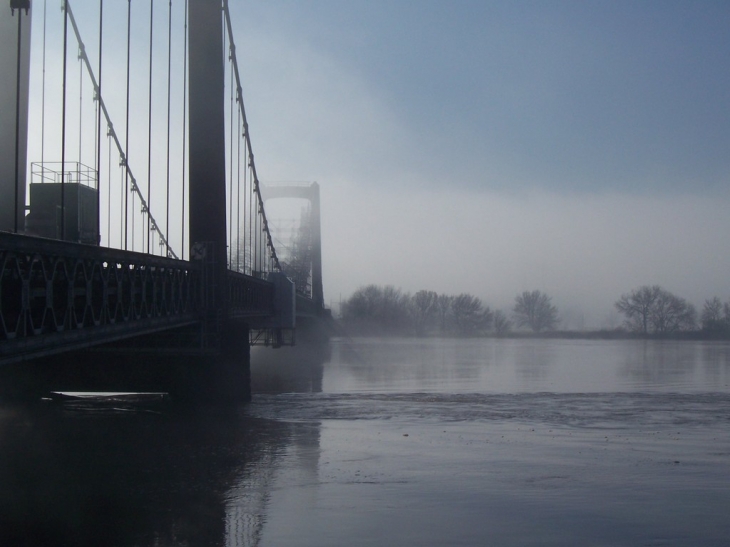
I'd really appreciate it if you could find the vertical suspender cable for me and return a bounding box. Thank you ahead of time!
[247,147,251,271]
[124,0,131,250]
[119,162,124,247]
[61,0,69,240]
[96,0,103,244]
[236,103,241,271]
[180,0,188,260]
[41,0,47,167]
[165,0,172,257]
[223,21,229,266]
[222,1,281,273]
[242,124,246,272]
[78,45,83,166]
[229,54,234,268]
[13,6,24,233]
[107,136,111,246]
[77,49,83,237]
[146,0,154,254]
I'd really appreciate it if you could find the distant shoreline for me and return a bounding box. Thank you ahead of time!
[334,324,730,342]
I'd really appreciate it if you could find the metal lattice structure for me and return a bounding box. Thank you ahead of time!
[0,232,198,364]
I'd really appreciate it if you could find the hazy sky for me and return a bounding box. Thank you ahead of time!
[225,1,730,327]
[22,1,730,329]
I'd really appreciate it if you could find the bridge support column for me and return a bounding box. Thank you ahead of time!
[175,319,251,404]
[0,3,32,233]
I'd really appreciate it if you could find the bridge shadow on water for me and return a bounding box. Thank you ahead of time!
[0,336,329,547]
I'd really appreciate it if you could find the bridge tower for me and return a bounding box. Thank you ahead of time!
[188,0,228,322]
[262,183,325,312]
[181,0,251,400]
[0,2,32,234]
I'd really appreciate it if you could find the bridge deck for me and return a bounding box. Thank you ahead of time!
[0,233,318,364]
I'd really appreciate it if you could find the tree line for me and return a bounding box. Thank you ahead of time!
[339,283,730,338]
[340,285,558,337]
[615,285,730,335]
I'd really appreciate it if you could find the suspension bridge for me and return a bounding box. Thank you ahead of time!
[0,0,327,401]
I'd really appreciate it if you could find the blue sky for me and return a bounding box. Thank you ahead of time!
[235,0,730,195]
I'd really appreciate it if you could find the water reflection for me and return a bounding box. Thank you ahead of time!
[320,338,730,393]
[3,337,730,546]
[619,340,699,388]
[251,343,328,394]
[700,342,730,389]
[0,341,330,547]
[0,403,282,546]
[512,340,555,381]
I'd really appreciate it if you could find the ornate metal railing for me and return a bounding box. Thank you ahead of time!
[0,232,315,361]
[228,271,274,319]
[0,232,199,363]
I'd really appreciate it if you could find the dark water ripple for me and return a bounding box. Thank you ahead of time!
[249,391,730,428]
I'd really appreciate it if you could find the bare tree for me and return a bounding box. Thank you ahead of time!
[342,284,411,334]
[615,285,696,334]
[615,285,660,334]
[701,297,726,331]
[493,309,512,336]
[411,290,438,336]
[650,290,696,333]
[436,294,453,334]
[451,294,492,336]
[513,290,559,332]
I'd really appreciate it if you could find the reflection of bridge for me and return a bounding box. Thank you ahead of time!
[0,1,326,400]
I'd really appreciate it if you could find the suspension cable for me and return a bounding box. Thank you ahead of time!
[222,0,281,272]
[119,158,123,248]
[228,48,234,268]
[236,101,241,271]
[41,0,47,167]
[13,4,25,233]
[64,0,178,258]
[61,0,68,240]
[180,0,188,260]
[96,0,103,243]
[165,0,172,258]
[146,0,154,254]
[78,42,82,166]
[107,135,111,247]
[124,0,131,250]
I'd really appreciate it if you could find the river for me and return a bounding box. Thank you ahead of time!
[1,337,729,546]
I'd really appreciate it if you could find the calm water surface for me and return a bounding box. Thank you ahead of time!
[1,337,729,546]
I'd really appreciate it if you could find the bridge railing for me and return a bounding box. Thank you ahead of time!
[227,270,275,319]
[0,232,199,363]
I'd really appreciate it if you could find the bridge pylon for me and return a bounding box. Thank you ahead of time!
[262,182,325,312]
[0,2,31,234]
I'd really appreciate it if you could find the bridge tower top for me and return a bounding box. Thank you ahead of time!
[261,183,324,311]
